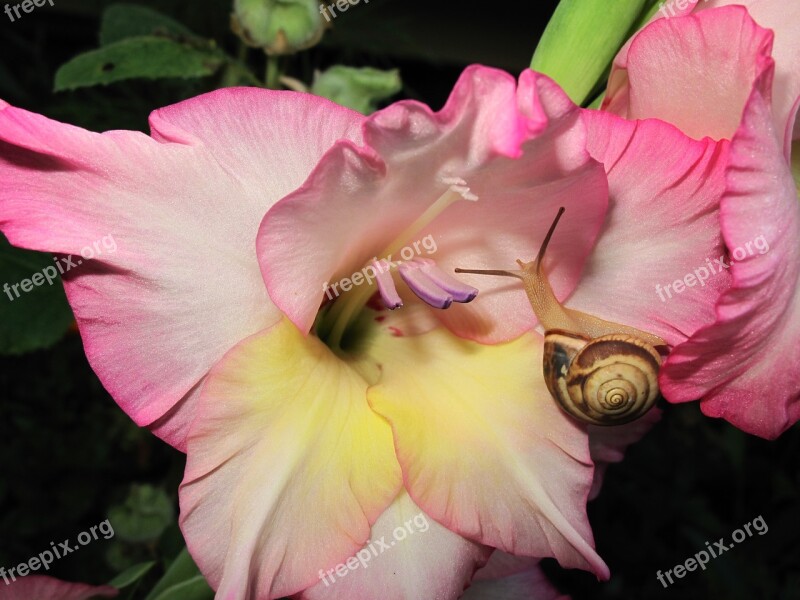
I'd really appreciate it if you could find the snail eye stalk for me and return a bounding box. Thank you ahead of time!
[455,206,664,425]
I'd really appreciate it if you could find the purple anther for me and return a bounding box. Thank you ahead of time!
[373,259,403,310]
[415,258,478,303]
[398,262,453,309]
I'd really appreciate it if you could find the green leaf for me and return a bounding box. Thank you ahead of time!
[108,484,175,544]
[311,66,402,114]
[108,561,156,588]
[149,576,214,600]
[637,1,665,28]
[531,0,649,105]
[54,36,225,91]
[100,3,196,46]
[587,92,605,110]
[144,548,207,600]
[0,234,73,355]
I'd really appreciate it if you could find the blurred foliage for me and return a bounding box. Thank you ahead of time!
[0,333,186,592]
[55,4,259,91]
[547,401,800,600]
[0,0,798,599]
[311,65,401,113]
[99,3,196,45]
[108,485,174,545]
[54,36,227,91]
[108,561,156,590]
[142,548,213,600]
[0,234,74,355]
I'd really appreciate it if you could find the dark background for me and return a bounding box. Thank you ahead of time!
[1,1,798,598]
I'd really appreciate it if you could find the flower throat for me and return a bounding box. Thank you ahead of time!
[317,179,480,353]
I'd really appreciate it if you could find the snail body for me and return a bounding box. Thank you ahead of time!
[456,207,665,426]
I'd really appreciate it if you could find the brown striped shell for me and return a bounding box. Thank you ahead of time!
[543,330,662,426]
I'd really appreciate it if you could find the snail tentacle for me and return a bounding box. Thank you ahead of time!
[455,207,664,425]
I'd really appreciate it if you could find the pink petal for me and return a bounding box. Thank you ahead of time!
[180,320,402,599]
[607,2,746,118]
[0,575,117,600]
[259,67,608,343]
[465,554,570,600]
[471,551,540,581]
[603,1,800,150]
[0,89,363,450]
[430,74,608,343]
[699,1,800,153]
[299,492,490,600]
[366,328,609,579]
[661,65,800,439]
[567,111,729,346]
[604,7,773,142]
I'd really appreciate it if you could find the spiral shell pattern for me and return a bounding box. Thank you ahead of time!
[543,332,661,426]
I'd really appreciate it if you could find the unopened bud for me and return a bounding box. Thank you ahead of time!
[231,0,327,55]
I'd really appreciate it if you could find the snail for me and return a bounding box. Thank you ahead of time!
[455,207,665,426]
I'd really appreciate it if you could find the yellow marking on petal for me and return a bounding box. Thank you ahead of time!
[362,327,607,576]
[181,318,402,598]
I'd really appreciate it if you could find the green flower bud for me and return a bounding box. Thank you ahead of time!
[312,66,402,114]
[231,0,327,55]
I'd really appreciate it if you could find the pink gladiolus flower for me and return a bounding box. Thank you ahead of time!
[0,65,726,598]
[0,575,117,600]
[603,3,800,439]
[608,0,800,152]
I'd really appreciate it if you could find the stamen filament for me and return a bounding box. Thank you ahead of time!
[324,186,469,350]
[381,187,464,261]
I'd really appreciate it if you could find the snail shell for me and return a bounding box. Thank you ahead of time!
[455,207,666,425]
[543,330,661,426]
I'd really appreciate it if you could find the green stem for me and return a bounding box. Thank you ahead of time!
[265,56,281,89]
